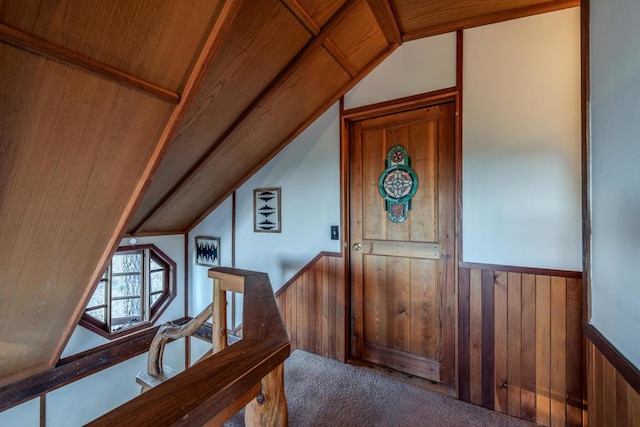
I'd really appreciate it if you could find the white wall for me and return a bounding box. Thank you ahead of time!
[47,341,184,426]
[189,102,342,307]
[0,341,185,426]
[62,234,186,357]
[235,103,341,291]
[344,33,456,109]
[188,196,233,316]
[590,0,640,369]
[0,398,39,427]
[463,8,582,270]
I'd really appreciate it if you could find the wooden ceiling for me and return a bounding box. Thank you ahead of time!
[0,0,577,387]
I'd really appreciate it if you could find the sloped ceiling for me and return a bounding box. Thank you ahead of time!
[0,0,577,387]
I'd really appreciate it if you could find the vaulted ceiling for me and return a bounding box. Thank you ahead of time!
[0,0,577,387]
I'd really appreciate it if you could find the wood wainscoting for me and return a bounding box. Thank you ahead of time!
[458,263,584,427]
[585,327,640,427]
[275,252,346,362]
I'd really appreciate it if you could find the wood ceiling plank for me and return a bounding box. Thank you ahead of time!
[0,0,223,92]
[323,38,359,77]
[138,48,352,232]
[0,43,173,386]
[134,0,396,234]
[0,23,179,103]
[185,43,397,232]
[389,0,579,40]
[366,0,402,44]
[296,0,348,27]
[128,1,312,233]
[281,0,321,35]
[133,0,363,234]
[53,0,244,366]
[327,0,390,71]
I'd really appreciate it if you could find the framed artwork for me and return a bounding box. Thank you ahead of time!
[195,236,220,266]
[254,188,281,232]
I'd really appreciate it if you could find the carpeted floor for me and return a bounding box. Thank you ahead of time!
[226,350,537,426]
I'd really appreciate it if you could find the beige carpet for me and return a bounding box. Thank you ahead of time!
[226,350,536,426]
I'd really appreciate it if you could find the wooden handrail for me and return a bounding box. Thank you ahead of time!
[146,303,214,377]
[88,268,290,426]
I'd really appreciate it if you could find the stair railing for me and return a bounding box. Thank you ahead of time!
[87,268,290,426]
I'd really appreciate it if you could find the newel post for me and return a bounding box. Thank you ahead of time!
[245,363,288,426]
[212,277,227,353]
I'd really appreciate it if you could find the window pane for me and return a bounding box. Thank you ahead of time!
[150,270,164,293]
[150,258,162,271]
[86,308,106,323]
[112,252,142,274]
[150,293,161,306]
[112,297,141,319]
[112,274,141,297]
[87,281,106,307]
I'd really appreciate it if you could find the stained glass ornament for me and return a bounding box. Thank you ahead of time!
[378,145,418,223]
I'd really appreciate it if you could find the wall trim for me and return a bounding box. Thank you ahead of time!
[584,323,640,395]
[581,0,591,327]
[342,87,457,121]
[401,0,580,42]
[0,317,190,413]
[459,261,582,278]
[274,251,342,297]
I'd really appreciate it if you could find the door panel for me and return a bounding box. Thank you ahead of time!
[350,101,456,387]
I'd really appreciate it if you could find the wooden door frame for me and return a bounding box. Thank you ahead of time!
[339,87,462,394]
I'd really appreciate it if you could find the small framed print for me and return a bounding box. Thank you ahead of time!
[254,188,281,233]
[195,236,220,266]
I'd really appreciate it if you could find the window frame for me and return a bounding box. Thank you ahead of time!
[80,244,176,339]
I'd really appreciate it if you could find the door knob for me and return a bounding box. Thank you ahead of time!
[352,242,362,251]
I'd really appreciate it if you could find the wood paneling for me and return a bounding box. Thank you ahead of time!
[0,23,179,103]
[327,0,389,70]
[0,0,237,386]
[587,337,640,427]
[389,0,580,41]
[139,45,353,232]
[458,266,584,426]
[128,1,312,232]
[0,0,222,92]
[121,0,578,236]
[132,0,394,233]
[365,0,402,44]
[276,253,346,362]
[0,43,173,385]
[0,0,581,391]
[296,0,348,27]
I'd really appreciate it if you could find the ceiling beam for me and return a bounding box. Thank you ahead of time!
[366,0,402,44]
[280,0,321,35]
[401,0,580,41]
[0,23,180,103]
[323,38,359,77]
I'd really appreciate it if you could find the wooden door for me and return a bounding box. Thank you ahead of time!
[349,101,456,387]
